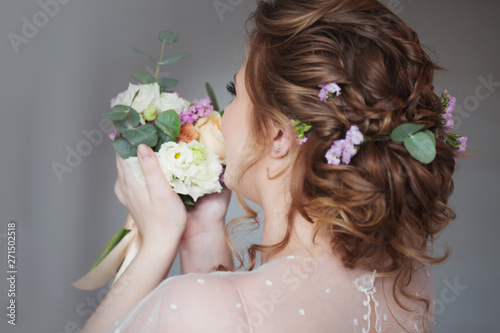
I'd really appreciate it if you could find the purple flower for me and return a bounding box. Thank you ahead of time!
[108,129,120,141]
[324,125,364,165]
[179,96,214,125]
[346,125,364,145]
[456,136,468,153]
[297,137,308,145]
[318,82,341,102]
[318,89,329,102]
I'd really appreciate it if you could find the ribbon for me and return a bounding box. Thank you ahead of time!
[72,214,142,290]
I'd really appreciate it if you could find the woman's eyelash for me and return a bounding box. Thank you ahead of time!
[226,81,236,97]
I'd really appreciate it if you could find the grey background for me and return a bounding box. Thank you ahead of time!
[0,0,498,332]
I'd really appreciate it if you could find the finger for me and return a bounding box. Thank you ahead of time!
[137,144,174,201]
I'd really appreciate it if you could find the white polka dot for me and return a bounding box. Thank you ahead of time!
[363,314,368,320]
[236,302,242,308]
[414,323,419,331]
[426,270,430,277]
[416,292,420,297]
[170,303,178,310]
[298,309,306,316]
[287,255,295,259]
[326,288,331,294]
[197,278,205,284]
[265,280,273,286]
[354,319,358,325]
[383,314,388,321]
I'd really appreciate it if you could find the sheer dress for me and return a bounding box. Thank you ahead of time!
[105,255,434,332]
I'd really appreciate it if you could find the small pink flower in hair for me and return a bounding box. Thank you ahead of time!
[318,82,341,102]
[325,125,364,165]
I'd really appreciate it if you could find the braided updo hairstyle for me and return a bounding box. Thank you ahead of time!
[223,0,457,329]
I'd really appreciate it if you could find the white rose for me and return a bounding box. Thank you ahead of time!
[112,83,160,113]
[126,141,222,202]
[155,92,191,114]
[158,141,198,182]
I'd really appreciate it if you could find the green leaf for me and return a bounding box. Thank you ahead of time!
[156,110,181,141]
[90,228,130,271]
[160,78,178,89]
[423,130,436,145]
[158,30,179,44]
[103,105,129,121]
[158,53,191,65]
[404,131,437,164]
[124,124,159,147]
[112,136,138,159]
[205,82,220,112]
[180,194,195,206]
[113,108,141,133]
[131,71,163,88]
[391,123,425,142]
[131,46,158,66]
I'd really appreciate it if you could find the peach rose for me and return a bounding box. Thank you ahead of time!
[195,111,226,163]
[177,123,200,143]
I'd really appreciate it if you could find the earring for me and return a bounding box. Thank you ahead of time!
[275,149,281,155]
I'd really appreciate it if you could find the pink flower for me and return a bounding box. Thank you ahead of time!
[324,125,364,165]
[456,136,467,153]
[318,82,341,102]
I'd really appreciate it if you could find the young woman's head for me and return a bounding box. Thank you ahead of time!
[223,0,457,324]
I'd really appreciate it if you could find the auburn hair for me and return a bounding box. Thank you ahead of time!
[218,0,458,331]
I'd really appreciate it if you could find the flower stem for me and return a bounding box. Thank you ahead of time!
[155,42,166,79]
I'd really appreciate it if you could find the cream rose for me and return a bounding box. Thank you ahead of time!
[126,141,222,201]
[155,92,191,114]
[195,111,226,163]
[112,83,160,113]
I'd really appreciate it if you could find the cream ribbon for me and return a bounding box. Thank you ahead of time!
[72,214,142,290]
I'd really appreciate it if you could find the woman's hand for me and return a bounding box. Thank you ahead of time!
[181,185,232,242]
[179,185,233,273]
[114,144,187,244]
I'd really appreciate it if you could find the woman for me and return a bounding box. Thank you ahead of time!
[82,0,460,332]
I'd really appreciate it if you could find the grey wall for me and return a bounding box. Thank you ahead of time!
[0,0,498,332]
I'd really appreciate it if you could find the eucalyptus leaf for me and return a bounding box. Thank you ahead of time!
[154,131,168,152]
[205,82,220,112]
[423,130,436,145]
[391,123,425,142]
[404,132,436,164]
[158,30,179,44]
[131,46,157,66]
[156,110,181,141]
[124,124,159,147]
[112,136,138,159]
[131,71,163,88]
[158,54,191,65]
[103,105,129,121]
[160,78,178,89]
[113,108,140,133]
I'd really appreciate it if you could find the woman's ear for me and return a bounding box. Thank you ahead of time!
[271,126,293,159]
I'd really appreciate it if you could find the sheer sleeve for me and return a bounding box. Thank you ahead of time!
[105,272,251,333]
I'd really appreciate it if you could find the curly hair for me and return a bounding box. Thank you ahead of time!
[219,0,458,331]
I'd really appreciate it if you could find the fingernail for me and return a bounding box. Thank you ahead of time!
[138,144,152,159]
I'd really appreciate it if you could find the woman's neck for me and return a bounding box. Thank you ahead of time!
[259,186,335,265]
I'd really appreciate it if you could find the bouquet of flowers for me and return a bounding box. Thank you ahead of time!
[73,30,225,290]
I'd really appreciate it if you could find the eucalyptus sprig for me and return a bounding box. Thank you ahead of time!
[390,123,436,164]
[131,30,191,92]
